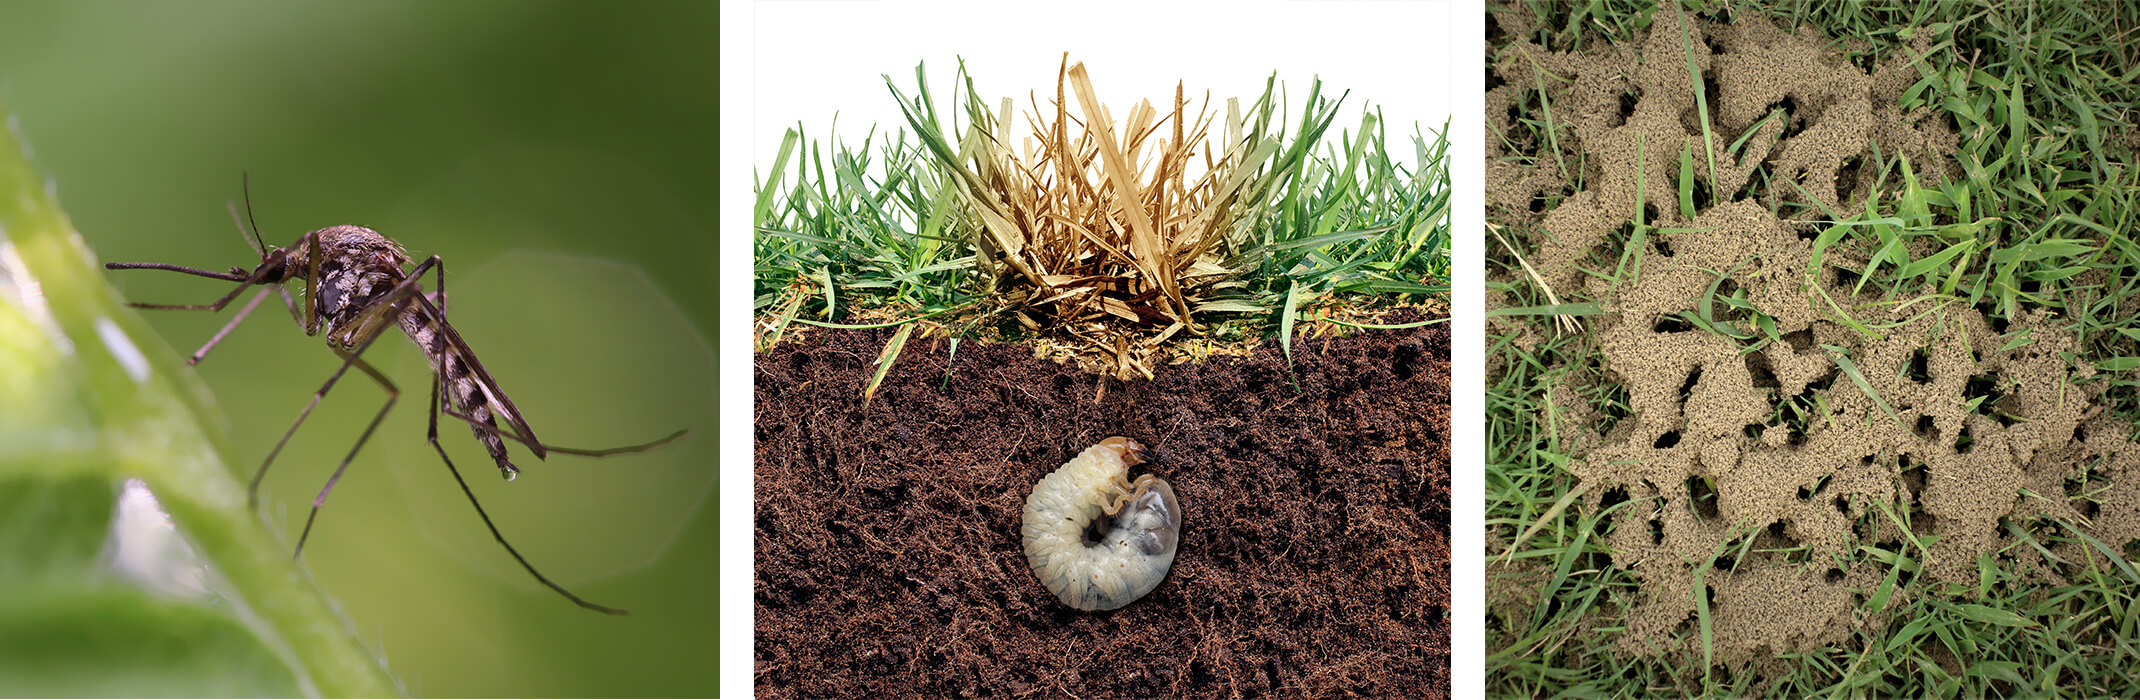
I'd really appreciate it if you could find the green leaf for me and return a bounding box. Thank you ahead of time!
[754,129,801,227]
[1949,603,2037,628]
[0,499,302,698]
[2094,357,2140,372]
[2052,517,2140,585]
[1864,545,1907,615]
[1485,302,1607,318]
[1823,345,1899,422]
[2016,239,2095,262]
[1997,330,2035,353]
[1898,241,1973,279]
[0,111,397,697]
[1678,140,1696,220]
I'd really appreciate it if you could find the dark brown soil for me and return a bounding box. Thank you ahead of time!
[754,315,1450,699]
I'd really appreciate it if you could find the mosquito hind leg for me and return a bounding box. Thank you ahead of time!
[424,369,627,615]
[436,404,687,457]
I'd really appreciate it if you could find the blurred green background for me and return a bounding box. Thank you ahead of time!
[0,0,718,696]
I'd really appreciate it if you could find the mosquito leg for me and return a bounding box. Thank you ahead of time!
[291,352,397,560]
[410,255,623,613]
[424,368,626,615]
[275,284,301,326]
[420,251,685,458]
[430,251,447,316]
[247,249,422,511]
[249,358,359,511]
[437,405,686,456]
[187,286,276,366]
[104,263,260,312]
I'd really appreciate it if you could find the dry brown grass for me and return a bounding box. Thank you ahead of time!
[901,55,1303,379]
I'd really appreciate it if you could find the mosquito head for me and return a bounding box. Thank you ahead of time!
[217,173,294,285]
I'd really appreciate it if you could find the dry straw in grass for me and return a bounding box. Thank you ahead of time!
[892,55,1336,379]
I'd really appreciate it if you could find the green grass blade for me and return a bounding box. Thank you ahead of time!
[1676,4,1718,186]
[1679,140,1697,220]
[1948,603,2036,628]
[1485,302,1608,318]
[1822,344,1898,423]
[756,129,801,226]
[2052,517,2140,585]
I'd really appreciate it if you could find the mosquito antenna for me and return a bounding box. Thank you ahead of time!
[241,173,269,255]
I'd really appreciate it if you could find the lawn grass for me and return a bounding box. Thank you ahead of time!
[754,59,1449,385]
[1488,0,2140,695]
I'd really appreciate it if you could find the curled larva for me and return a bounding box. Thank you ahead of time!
[1021,436,1180,611]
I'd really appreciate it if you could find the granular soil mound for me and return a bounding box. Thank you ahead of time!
[755,317,1451,698]
[1487,0,2140,687]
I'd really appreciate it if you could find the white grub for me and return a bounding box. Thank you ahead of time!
[1021,436,1179,611]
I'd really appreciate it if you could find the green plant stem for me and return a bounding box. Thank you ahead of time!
[0,111,398,697]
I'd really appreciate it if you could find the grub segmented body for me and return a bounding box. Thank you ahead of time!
[299,225,520,477]
[1021,437,1180,611]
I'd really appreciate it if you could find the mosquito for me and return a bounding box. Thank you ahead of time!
[104,188,685,615]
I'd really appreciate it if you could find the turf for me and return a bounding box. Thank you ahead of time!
[754,59,1450,382]
[1487,0,2140,695]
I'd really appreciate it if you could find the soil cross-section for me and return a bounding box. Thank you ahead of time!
[756,319,1450,699]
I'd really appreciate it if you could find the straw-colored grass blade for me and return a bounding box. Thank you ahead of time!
[1067,63,1183,324]
[862,323,916,406]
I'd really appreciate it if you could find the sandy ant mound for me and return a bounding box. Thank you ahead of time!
[1488,0,1957,296]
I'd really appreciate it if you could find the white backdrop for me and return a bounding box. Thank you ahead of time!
[752,0,1466,177]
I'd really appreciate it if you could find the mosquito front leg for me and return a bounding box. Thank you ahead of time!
[101,261,254,311]
[291,351,397,560]
[106,247,294,365]
[185,285,277,365]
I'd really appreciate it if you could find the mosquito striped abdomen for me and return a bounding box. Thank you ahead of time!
[399,309,518,478]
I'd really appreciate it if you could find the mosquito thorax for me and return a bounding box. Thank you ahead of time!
[305,225,414,349]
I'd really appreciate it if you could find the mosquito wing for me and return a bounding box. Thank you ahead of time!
[399,294,548,463]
